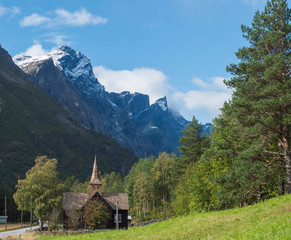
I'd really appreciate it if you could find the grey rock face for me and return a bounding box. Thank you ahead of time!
[13,46,195,157]
[107,91,150,119]
[21,58,105,132]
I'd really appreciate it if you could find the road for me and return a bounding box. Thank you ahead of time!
[0,225,39,239]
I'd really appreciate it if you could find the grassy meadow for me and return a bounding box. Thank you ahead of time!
[37,194,291,240]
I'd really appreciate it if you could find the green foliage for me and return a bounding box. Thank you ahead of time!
[178,116,210,165]
[173,155,213,215]
[208,105,278,209]
[65,210,81,230]
[125,156,155,211]
[84,200,110,229]
[64,176,89,193]
[48,209,61,231]
[126,153,178,221]
[152,152,175,204]
[225,0,291,192]
[38,194,291,240]
[132,172,152,219]
[13,156,64,222]
[0,186,27,222]
[171,117,211,215]
[176,117,210,181]
[101,172,125,193]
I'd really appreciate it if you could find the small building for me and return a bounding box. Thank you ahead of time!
[0,216,8,224]
[63,155,129,229]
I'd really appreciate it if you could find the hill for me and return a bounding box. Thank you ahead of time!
[38,194,291,239]
[0,44,137,189]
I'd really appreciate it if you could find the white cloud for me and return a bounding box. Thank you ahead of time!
[23,43,49,57]
[173,90,231,112]
[20,8,107,28]
[55,8,107,26]
[0,6,6,16]
[170,76,232,122]
[10,7,20,16]
[44,33,72,46]
[0,5,20,17]
[93,66,169,104]
[192,76,230,91]
[192,77,210,88]
[21,13,50,27]
[241,0,266,5]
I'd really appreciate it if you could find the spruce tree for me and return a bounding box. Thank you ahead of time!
[226,0,291,193]
[178,116,210,165]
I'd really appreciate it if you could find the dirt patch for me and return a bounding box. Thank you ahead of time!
[1,232,38,240]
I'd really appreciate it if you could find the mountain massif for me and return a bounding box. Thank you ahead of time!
[0,44,211,188]
[13,46,191,157]
[0,44,137,188]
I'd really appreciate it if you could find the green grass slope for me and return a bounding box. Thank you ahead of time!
[0,46,137,189]
[40,194,291,240]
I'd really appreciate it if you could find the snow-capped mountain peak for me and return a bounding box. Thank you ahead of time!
[13,46,105,96]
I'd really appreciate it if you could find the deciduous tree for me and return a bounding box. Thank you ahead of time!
[84,200,109,229]
[13,156,64,230]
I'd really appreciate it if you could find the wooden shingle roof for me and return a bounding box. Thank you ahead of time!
[103,193,129,210]
[63,192,89,211]
[62,192,129,211]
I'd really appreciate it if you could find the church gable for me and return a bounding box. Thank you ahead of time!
[85,191,114,211]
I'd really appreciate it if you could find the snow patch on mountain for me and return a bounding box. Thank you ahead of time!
[156,97,168,111]
[13,46,105,96]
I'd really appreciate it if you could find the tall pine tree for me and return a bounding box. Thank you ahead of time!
[225,0,291,193]
[177,116,210,175]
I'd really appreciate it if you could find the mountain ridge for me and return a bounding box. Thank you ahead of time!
[14,46,196,157]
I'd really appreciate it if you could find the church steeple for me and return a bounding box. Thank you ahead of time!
[89,154,102,195]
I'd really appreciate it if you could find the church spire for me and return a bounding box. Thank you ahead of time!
[89,154,102,194]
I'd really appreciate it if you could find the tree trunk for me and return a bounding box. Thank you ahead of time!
[47,220,50,231]
[284,145,291,194]
[282,126,291,194]
[278,174,285,196]
[39,218,43,231]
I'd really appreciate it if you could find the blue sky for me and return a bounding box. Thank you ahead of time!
[0,0,269,123]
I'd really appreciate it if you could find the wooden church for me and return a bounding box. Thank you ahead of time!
[63,156,129,229]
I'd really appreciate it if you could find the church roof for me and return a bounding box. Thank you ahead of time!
[89,155,102,185]
[63,192,89,211]
[63,192,129,211]
[103,193,129,210]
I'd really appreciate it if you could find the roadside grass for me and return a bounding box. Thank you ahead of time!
[38,194,291,240]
